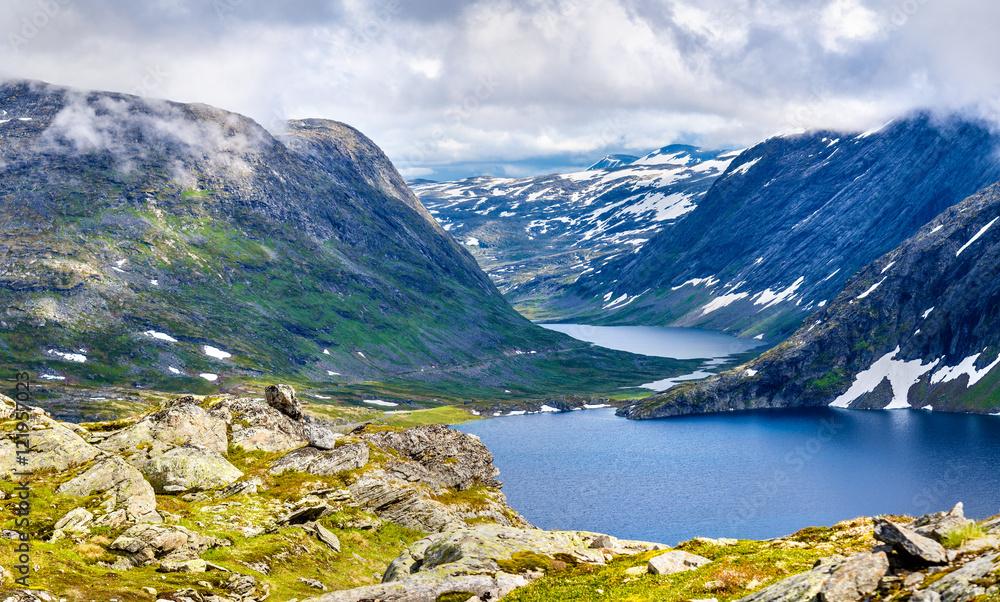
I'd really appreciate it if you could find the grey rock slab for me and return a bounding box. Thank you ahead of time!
[1,417,101,478]
[142,445,243,493]
[926,553,999,602]
[739,555,850,602]
[301,573,529,602]
[383,525,606,583]
[315,524,341,553]
[874,518,948,564]
[648,550,712,575]
[818,552,889,602]
[209,396,309,453]
[269,443,369,476]
[53,507,94,533]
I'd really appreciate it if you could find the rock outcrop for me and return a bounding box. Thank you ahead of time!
[739,552,888,602]
[208,396,309,453]
[108,524,219,568]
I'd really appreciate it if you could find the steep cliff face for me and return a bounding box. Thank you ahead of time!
[412,145,738,320]
[0,80,564,387]
[564,113,1000,339]
[621,182,1000,419]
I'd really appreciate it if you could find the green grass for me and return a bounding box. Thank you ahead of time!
[941,523,986,548]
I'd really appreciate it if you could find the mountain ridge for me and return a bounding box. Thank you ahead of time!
[620,179,1000,419]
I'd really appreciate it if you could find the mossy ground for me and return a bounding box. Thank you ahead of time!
[502,518,877,602]
[0,424,426,601]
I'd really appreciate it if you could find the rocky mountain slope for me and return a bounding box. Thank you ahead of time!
[561,112,1000,339]
[0,79,580,388]
[412,145,738,319]
[621,181,1000,419]
[5,389,1000,602]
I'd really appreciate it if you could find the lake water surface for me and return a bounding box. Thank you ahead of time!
[457,407,1000,545]
[538,324,764,359]
[538,323,765,391]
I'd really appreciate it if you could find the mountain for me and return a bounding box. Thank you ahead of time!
[560,112,1000,339]
[0,79,575,388]
[587,154,638,170]
[411,145,739,319]
[620,180,1000,419]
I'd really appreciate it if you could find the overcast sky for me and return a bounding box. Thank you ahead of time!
[2,0,999,180]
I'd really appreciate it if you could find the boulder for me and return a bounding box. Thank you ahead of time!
[873,518,948,565]
[910,591,942,602]
[158,559,208,573]
[98,400,228,458]
[218,477,263,498]
[142,445,243,493]
[300,573,529,602]
[383,525,607,583]
[1,416,101,478]
[309,425,342,450]
[360,424,501,490]
[924,553,999,602]
[739,553,888,602]
[818,551,889,602]
[265,384,303,420]
[56,455,158,521]
[270,443,369,476]
[53,508,94,534]
[648,550,712,575]
[908,503,975,543]
[209,396,309,453]
[109,524,216,567]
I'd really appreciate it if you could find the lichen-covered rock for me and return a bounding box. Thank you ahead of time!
[142,445,243,493]
[874,518,947,565]
[818,551,889,602]
[360,424,501,490]
[739,553,888,602]
[925,553,999,602]
[383,525,607,583]
[109,524,217,567]
[209,396,309,453]
[0,393,16,420]
[648,550,712,575]
[302,573,530,602]
[52,508,94,534]
[265,384,303,420]
[309,425,342,450]
[56,455,158,521]
[1,416,101,478]
[348,473,462,533]
[270,443,369,476]
[98,399,228,459]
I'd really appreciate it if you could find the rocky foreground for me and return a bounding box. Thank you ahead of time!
[3,388,1000,602]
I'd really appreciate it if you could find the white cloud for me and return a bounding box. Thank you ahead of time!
[1,0,999,179]
[820,0,882,52]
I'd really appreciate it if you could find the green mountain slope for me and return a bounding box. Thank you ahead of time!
[0,80,579,389]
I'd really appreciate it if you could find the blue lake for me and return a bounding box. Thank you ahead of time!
[538,324,764,359]
[456,407,1000,545]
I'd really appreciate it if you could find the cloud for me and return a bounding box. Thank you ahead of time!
[2,0,1000,179]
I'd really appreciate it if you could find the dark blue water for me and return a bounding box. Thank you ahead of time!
[456,407,1000,545]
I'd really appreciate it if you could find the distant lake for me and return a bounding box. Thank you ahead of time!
[538,323,764,391]
[538,324,764,359]
[457,407,1000,545]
